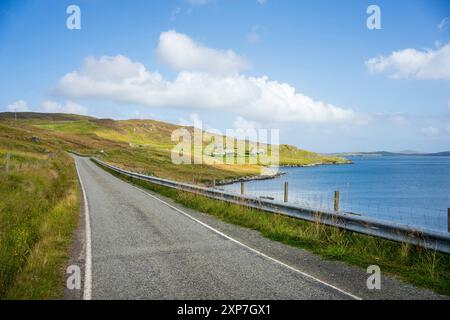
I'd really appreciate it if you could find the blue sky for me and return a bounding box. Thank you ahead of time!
[1,0,449,152]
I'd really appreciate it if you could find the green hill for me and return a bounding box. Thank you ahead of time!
[0,112,350,184]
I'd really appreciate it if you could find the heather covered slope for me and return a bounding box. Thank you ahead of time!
[0,112,350,183]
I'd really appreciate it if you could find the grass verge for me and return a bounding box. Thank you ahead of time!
[0,147,79,299]
[98,162,450,297]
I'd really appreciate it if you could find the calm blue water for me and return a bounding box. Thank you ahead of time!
[222,156,450,232]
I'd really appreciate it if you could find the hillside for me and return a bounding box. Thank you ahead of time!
[0,112,350,184]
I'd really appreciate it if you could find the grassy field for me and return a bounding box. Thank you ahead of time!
[100,163,450,296]
[0,123,79,299]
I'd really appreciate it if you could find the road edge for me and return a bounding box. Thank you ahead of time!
[73,157,93,300]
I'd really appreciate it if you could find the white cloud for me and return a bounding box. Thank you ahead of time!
[170,6,181,21]
[7,100,29,112]
[156,30,248,74]
[366,43,450,80]
[131,110,156,120]
[234,116,259,131]
[438,17,449,31]
[58,31,358,125]
[420,127,439,136]
[246,26,261,44]
[257,0,267,4]
[385,113,409,125]
[186,0,211,5]
[41,100,87,115]
[178,113,202,127]
[246,33,260,44]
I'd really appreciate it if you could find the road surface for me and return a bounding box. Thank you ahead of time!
[71,156,360,300]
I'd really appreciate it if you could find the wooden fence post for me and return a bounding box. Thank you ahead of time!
[4,152,10,173]
[241,182,245,196]
[334,190,340,212]
[284,182,289,203]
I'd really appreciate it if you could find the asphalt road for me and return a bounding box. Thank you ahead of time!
[72,156,358,300]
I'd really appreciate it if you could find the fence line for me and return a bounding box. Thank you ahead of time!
[219,181,448,233]
[89,156,450,254]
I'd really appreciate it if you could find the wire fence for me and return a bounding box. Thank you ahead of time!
[219,181,449,233]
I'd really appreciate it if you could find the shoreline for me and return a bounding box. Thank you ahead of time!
[216,172,286,186]
[216,160,353,186]
[280,161,353,168]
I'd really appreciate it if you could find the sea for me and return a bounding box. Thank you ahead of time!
[221,156,450,233]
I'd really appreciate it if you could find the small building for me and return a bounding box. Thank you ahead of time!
[250,148,266,156]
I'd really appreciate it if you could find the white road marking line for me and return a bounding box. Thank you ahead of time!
[126,181,362,300]
[74,158,92,300]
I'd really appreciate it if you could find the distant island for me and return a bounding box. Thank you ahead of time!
[328,151,450,157]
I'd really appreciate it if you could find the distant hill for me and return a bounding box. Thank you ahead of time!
[398,150,420,155]
[330,151,450,157]
[428,151,450,156]
[0,112,94,121]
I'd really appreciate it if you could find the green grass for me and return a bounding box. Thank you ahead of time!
[34,120,101,134]
[279,144,350,166]
[100,163,450,296]
[96,147,262,184]
[0,125,79,299]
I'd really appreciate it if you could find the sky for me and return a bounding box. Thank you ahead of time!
[0,0,449,153]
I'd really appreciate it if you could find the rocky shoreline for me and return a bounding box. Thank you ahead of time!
[215,172,286,186]
[216,160,353,186]
[281,160,353,168]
